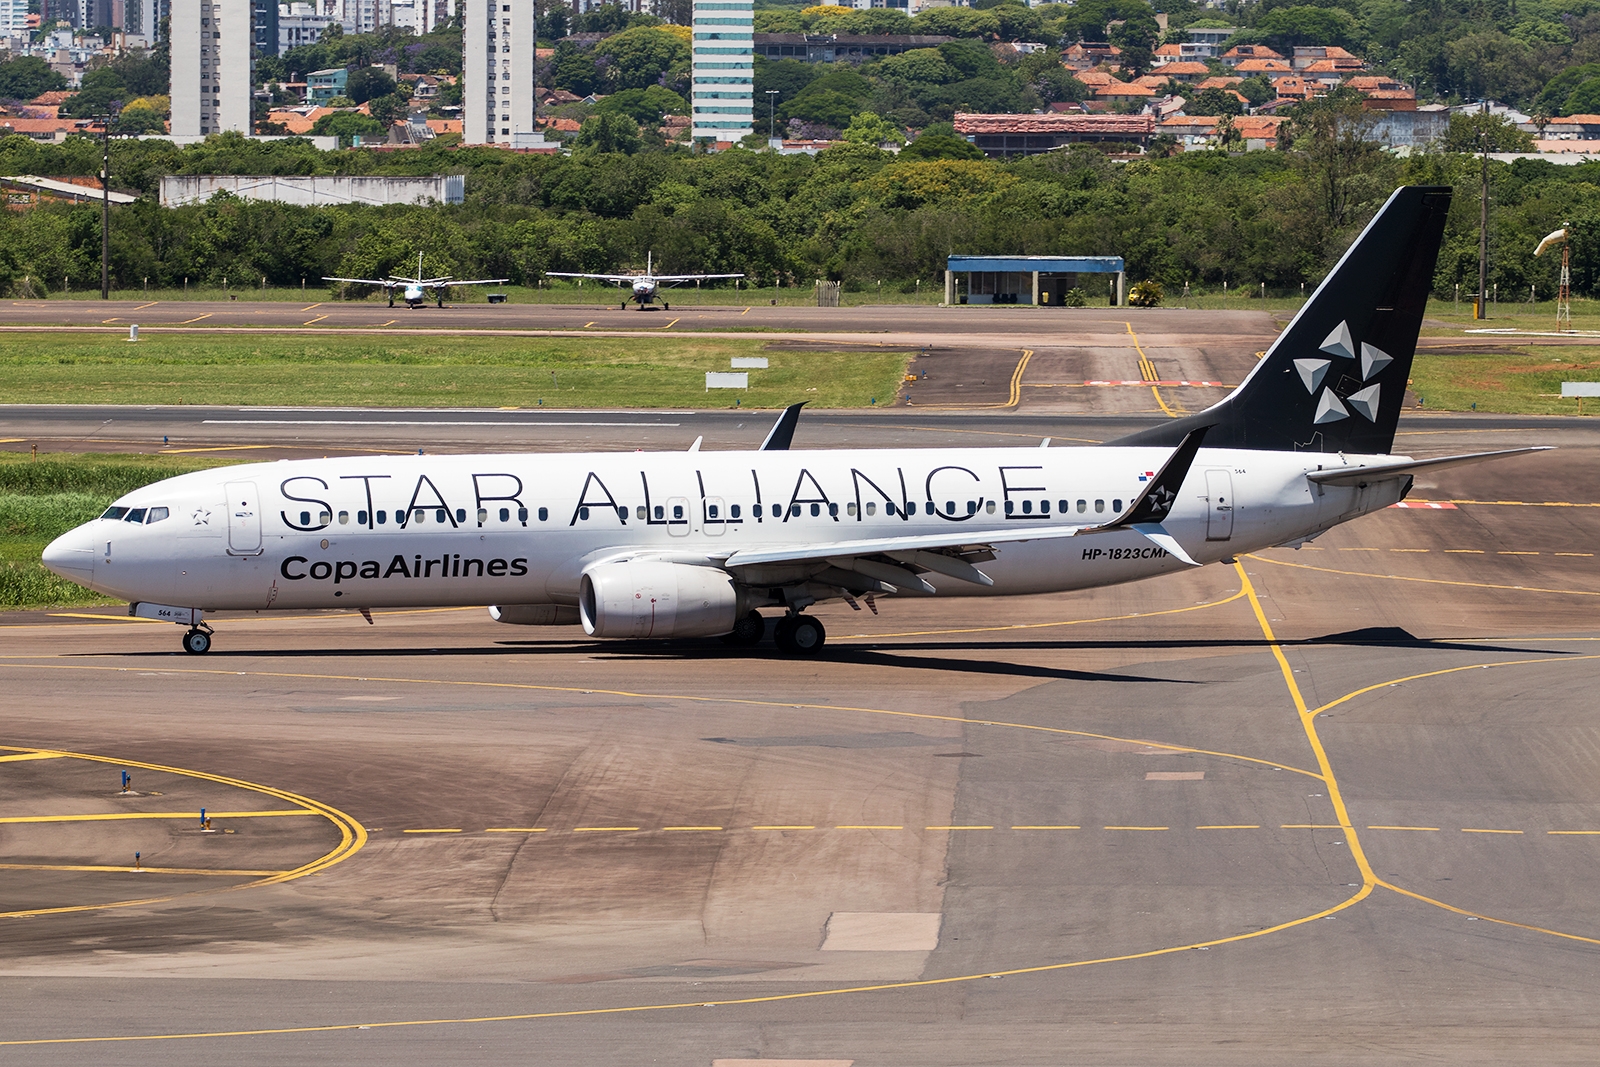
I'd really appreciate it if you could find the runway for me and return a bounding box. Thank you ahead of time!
[3,406,1600,1063]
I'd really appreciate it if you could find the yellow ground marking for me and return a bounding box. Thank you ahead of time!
[662,826,722,831]
[1498,551,1539,555]
[572,826,640,832]
[0,438,26,443]
[837,825,903,830]
[0,745,363,921]
[1126,322,1179,417]
[1390,548,1430,553]
[374,319,397,327]
[1556,552,1596,557]
[659,317,680,330]
[303,314,328,326]
[751,825,814,830]
[1379,880,1600,949]
[1197,825,1259,830]
[131,301,158,310]
[158,444,275,455]
[908,350,1034,410]
[0,863,281,876]
[1011,825,1079,830]
[175,313,211,324]
[836,584,1248,641]
[0,810,316,824]
[1367,825,1440,832]
[0,751,66,762]
[1340,547,1381,552]
[1104,826,1168,831]
[1247,553,1600,598]
[1415,499,1600,508]
[1282,824,1342,829]
[583,321,597,328]
[101,317,121,324]
[1549,830,1600,835]
[927,825,991,830]
[878,422,1102,443]
[1462,828,1522,834]
[300,303,322,312]
[484,827,547,833]
[401,828,461,834]
[741,306,750,315]
[1443,549,1485,553]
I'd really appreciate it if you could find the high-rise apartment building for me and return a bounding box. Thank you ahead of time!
[251,0,277,54]
[463,0,541,147]
[0,0,30,37]
[690,0,752,143]
[170,0,252,137]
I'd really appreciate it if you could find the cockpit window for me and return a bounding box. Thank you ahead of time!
[123,508,147,523]
[145,507,169,523]
[101,507,128,520]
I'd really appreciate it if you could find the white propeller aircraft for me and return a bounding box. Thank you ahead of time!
[45,187,1544,656]
[323,252,509,309]
[545,252,744,310]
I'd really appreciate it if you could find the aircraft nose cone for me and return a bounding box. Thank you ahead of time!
[42,527,96,584]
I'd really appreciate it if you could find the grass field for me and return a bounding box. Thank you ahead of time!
[0,333,910,409]
[1409,350,1600,415]
[0,453,233,609]
[87,284,944,307]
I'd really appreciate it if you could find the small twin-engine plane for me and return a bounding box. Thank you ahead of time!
[323,252,509,308]
[46,187,1548,656]
[545,252,744,310]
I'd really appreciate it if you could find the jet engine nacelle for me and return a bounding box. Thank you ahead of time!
[489,604,580,625]
[579,560,740,639]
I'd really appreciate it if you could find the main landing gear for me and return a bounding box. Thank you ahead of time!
[182,626,213,655]
[774,614,825,656]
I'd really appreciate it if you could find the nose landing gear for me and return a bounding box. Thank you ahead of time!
[182,626,213,655]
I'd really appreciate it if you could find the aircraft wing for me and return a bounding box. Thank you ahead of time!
[652,273,745,282]
[322,276,398,287]
[1305,447,1551,487]
[545,272,638,283]
[425,278,509,288]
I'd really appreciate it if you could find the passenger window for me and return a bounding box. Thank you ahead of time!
[985,500,996,514]
[414,509,425,524]
[654,505,664,520]
[358,510,369,525]
[617,506,627,520]
[1059,500,1068,513]
[477,508,488,524]
[377,510,387,525]
[906,502,917,515]
[580,507,590,520]
[708,504,719,518]
[967,501,977,515]
[436,509,447,523]
[1077,499,1087,513]
[847,502,857,517]
[731,504,741,518]
[636,505,647,520]
[517,507,528,523]
[146,507,169,523]
[456,509,466,523]
[1005,501,1014,515]
[537,507,548,522]
[498,507,509,522]
[319,510,331,525]
[866,502,877,516]
[1113,499,1123,512]
[828,502,839,517]
[298,510,310,525]
[1040,500,1050,514]
[1095,499,1105,513]
[101,507,129,520]
[886,503,896,516]
[673,504,684,520]
[925,501,935,515]
[790,504,801,517]
[337,510,348,525]
[1022,500,1033,514]
[945,501,955,514]
[810,503,820,517]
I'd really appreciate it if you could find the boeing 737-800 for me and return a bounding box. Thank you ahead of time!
[43,187,1543,655]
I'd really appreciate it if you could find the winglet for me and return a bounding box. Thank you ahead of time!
[759,402,807,451]
[1109,425,1210,528]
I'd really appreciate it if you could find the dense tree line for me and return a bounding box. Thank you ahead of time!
[3,122,1599,301]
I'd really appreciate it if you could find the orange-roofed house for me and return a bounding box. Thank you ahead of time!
[1156,60,1212,84]
[1270,75,1318,102]
[1196,76,1243,91]
[1345,75,1416,110]
[267,107,336,135]
[1233,115,1284,147]
[1062,41,1121,70]
[1235,58,1293,75]
[1151,43,1183,65]
[1074,69,1119,87]
[1160,114,1219,146]
[1292,45,1363,72]
[1133,74,1171,90]
[426,118,462,136]
[1221,44,1282,66]
[1092,80,1157,108]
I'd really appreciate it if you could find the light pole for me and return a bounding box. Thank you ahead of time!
[100,102,121,301]
[765,90,779,141]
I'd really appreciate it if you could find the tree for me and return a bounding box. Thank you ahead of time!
[1236,75,1273,107]
[1252,6,1357,50]
[345,66,397,104]
[1444,32,1539,106]
[593,85,686,125]
[1108,13,1160,75]
[899,132,985,160]
[593,25,691,91]
[1283,87,1382,231]
[60,68,129,118]
[550,42,602,96]
[842,111,905,147]
[1441,113,1534,153]
[1186,86,1243,117]
[309,110,385,144]
[115,108,167,134]
[0,57,66,101]
[571,111,642,154]
[367,93,410,128]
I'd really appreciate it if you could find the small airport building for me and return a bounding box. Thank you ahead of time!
[945,255,1126,307]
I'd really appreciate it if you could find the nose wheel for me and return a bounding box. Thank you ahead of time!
[773,614,825,655]
[182,627,212,655]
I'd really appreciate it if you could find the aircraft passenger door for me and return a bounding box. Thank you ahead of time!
[702,496,726,536]
[225,481,263,555]
[666,496,691,537]
[1205,470,1234,542]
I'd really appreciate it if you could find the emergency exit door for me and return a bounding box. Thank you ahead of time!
[1205,470,1234,541]
[226,481,262,555]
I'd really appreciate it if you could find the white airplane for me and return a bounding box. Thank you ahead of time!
[45,187,1544,657]
[545,252,744,310]
[323,253,509,309]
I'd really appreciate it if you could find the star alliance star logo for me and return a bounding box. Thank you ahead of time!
[1292,320,1392,425]
[191,508,211,526]
[1148,485,1175,511]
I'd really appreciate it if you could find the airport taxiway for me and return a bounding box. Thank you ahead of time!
[3,409,1600,1064]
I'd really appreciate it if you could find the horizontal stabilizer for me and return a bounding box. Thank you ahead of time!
[1130,523,1200,566]
[1305,447,1551,487]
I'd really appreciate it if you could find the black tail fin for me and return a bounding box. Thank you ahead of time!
[1112,185,1452,455]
